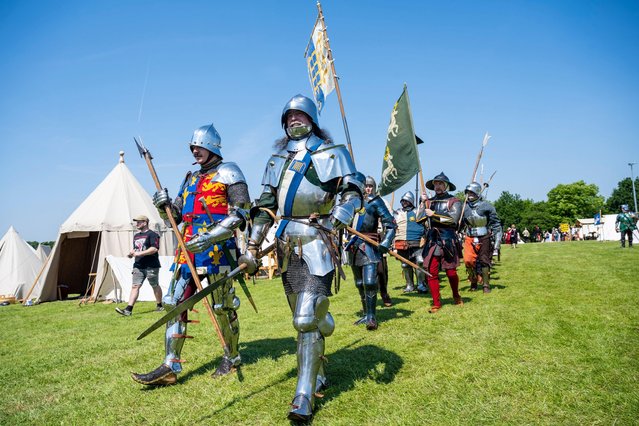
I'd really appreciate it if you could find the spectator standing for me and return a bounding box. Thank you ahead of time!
[116,215,162,316]
[510,224,519,248]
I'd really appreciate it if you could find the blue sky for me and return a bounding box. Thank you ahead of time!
[1,0,638,241]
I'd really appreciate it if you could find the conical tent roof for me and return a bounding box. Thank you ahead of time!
[26,152,175,303]
[35,244,51,262]
[60,151,166,232]
[0,226,43,298]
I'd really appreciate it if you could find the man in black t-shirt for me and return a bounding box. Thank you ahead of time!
[116,215,162,316]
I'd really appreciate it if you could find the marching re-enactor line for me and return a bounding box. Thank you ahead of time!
[122,1,513,423]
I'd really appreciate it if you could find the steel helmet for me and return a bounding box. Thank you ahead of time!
[189,123,222,158]
[425,171,456,191]
[365,176,377,194]
[400,191,415,208]
[281,94,319,129]
[465,182,482,197]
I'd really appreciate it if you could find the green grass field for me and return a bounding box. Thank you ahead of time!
[1,241,637,425]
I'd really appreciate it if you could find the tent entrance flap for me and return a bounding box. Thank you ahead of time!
[57,232,100,298]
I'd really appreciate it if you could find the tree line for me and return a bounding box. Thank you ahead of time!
[489,177,638,231]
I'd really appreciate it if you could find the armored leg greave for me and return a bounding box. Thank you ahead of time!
[402,263,415,292]
[161,272,192,374]
[415,251,427,291]
[363,263,378,330]
[211,278,241,365]
[164,315,188,373]
[289,292,335,421]
[352,266,366,325]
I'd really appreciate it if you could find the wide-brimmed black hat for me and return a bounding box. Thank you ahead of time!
[425,171,456,191]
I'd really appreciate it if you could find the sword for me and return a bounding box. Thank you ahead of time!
[137,243,275,340]
[198,197,258,313]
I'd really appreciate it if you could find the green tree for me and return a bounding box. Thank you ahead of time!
[519,201,558,232]
[546,181,604,223]
[494,191,526,227]
[604,177,639,214]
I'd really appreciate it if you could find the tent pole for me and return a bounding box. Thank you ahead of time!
[81,232,102,304]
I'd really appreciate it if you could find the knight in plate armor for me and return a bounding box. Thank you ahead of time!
[346,176,396,330]
[421,172,463,313]
[132,123,251,386]
[460,182,502,293]
[245,94,364,422]
[393,191,427,294]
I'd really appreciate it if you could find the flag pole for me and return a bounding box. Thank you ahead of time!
[403,84,427,203]
[316,1,355,163]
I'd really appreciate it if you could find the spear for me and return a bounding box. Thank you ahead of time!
[134,137,230,355]
[458,133,491,227]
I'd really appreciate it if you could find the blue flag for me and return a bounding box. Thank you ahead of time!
[594,212,601,225]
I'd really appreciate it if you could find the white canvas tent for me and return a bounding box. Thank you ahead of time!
[35,244,51,262]
[576,214,620,241]
[26,152,176,303]
[0,226,43,299]
[97,255,175,302]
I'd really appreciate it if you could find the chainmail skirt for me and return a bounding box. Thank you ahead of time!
[282,252,333,296]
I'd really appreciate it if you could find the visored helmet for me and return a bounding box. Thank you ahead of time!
[281,94,319,129]
[400,191,415,208]
[425,171,456,191]
[621,204,629,212]
[365,176,377,194]
[465,182,482,197]
[189,123,222,159]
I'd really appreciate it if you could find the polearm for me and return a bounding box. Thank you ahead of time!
[346,226,432,277]
[480,170,497,198]
[315,1,355,163]
[134,137,230,355]
[458,133,491,227]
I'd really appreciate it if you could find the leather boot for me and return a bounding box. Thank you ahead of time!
[131,364,177,385]
[481,267,491,293]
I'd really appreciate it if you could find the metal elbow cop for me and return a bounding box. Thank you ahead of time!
[185,208,248,253]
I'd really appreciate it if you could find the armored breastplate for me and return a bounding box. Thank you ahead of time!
[429,197,458,229]
[277,147,335,217]
[465,204,488,236]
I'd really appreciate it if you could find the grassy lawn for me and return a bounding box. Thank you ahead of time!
[1,241,637,425]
